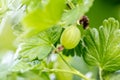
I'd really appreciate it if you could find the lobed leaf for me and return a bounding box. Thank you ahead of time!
[82,18,120,72]
[11,59,41,72]
[12,26,62,72]
[16,26,62,61]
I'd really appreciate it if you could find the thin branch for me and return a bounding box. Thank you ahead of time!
[42,68,89,80]
[51,44,89,80]
[59,53,73,70]
[59,54,89,80]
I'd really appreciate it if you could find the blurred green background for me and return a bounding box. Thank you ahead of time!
[0,0,120,80]
[87,0,120,28]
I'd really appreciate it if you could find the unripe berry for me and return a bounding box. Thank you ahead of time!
[60,25,81,49]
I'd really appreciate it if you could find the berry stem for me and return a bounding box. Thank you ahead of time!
[99,67,103,80]
[51,44,89,80]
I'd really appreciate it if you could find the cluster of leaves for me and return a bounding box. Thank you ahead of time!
[5,0,120,80]
[11,26,62,72]
[10,0,94,73]
[1,0,120,79]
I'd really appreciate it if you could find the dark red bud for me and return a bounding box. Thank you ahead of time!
[79,16,89,29]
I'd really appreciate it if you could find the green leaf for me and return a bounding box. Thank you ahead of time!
[22,0,43,11]
[0,15,16,50]
[16,26,62,61]
[72,0,83,5]
[18,42,52,60]
[41,26,62,44]
[0,0,8,14]
[23,0,65,36]
[82,18,120,72]
[61,0,94,26]
[11,59,41,72]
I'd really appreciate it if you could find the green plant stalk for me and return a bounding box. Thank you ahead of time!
[99,67,103,80]
[102,71,111,80]
[51,44,89,80]
[98,67,111,80]
[59,53,89,80]
[43,68,89,80]
[59,53,73,70]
